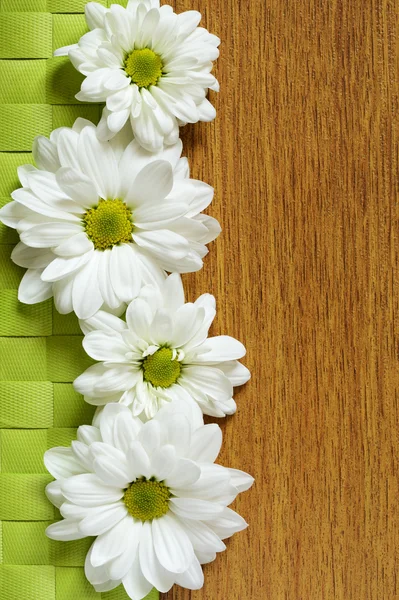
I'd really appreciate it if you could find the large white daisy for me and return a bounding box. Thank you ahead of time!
[0,120,220,319]
[74,273,250,418]
[45,401,253,599]
[55,1,220,152]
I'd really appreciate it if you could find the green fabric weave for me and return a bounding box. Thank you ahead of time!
[0,1,158,598]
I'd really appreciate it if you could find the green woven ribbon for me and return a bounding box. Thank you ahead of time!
[0,1,158,598]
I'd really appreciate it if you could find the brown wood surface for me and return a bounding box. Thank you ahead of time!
[164,0,399,598]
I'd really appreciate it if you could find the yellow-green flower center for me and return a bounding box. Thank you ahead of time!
[124,48,163,88]
[124,478,170,521]
[143,347,181,388]
[83,199,133,251]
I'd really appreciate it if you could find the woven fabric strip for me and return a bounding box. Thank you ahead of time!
[0,1,158,598]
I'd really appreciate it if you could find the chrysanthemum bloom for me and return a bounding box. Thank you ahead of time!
[55,1,220,151]
[45,401,253,599]
[0,120,219,319]
[75,274,250,418]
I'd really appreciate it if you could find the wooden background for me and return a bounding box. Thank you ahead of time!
[164,0,399,599]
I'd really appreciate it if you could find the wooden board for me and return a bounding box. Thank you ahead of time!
[165,0,399,598]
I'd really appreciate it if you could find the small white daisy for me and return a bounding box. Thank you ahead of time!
[0,120,220,319]
[74,273,250,418]
[45,401,253,599]
[54,1,220,152]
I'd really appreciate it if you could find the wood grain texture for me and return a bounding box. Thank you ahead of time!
[164,0,399,598]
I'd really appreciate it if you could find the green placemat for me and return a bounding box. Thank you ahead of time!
[0,1,158,598]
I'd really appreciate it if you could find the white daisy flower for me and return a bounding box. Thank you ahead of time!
[0,120,220,319]
[44,401,253,599]
[74,273,250,418]
[55,1,220,152]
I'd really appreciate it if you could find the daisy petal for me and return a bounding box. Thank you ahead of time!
[169,303,204,347]
[61,474,124,507]
[71,440,93,472]
[97,249,121,309]
[54,43,77,56]
[152,512,194,573]
[78,126,119,199]
[93,456,132,488]
[197,98,216,121]
[77,424,102,445]
[166,457,201,489]
[33,136,60,172]
[133,229,189,262]
[106,87,133,112]
[155,391,204,430]
[108,108,130,133]
[93,579,122,593]
[85,1,107,30]
[46,519,86,541]
[44,447,85,479]
[126,160,173,206]
[90,440,127,465]
[41,252,93,282]
[79,503,128,536]
[138,420,162,456]
[45,480,64,508]
[83,330,128,361]
[93,367,139,396]
[53,274,74,314]
[113,412,142,454]
[56,167,99,207]
[26,170,76,212]
[133,200,188,227]
[161,272,184,310]
[72,253,104,319]
[108,520,143,580]
[56,128,80,170]
[217,360,251,386]
[97,404,134,445]
[125,297,153,338]
[139,521,175,592]
[18,269,53,304]
[179,518,226,553]
[122,553,153,600]
[169,497,224,520]
[176,10,201,36]
[119,139,182,199]
[54,232,94,257]
[20,222,82,248]
[110,244,141,303]
[187,424,222,463]
[18,163,37,186]
[180,366,233,401]
[192,335,247,363]
[74,363,109,397]
[150,444,176,480]
[205,506,248,539]
[128,441,152,479]
[85,543,113,585]
[228,468,255,492]
[177,464,234,503]
[174,555,204,590]
[11,188,77,222]
[163,414,191,455]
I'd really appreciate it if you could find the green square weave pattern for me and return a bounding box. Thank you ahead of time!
[0,1,158,598]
